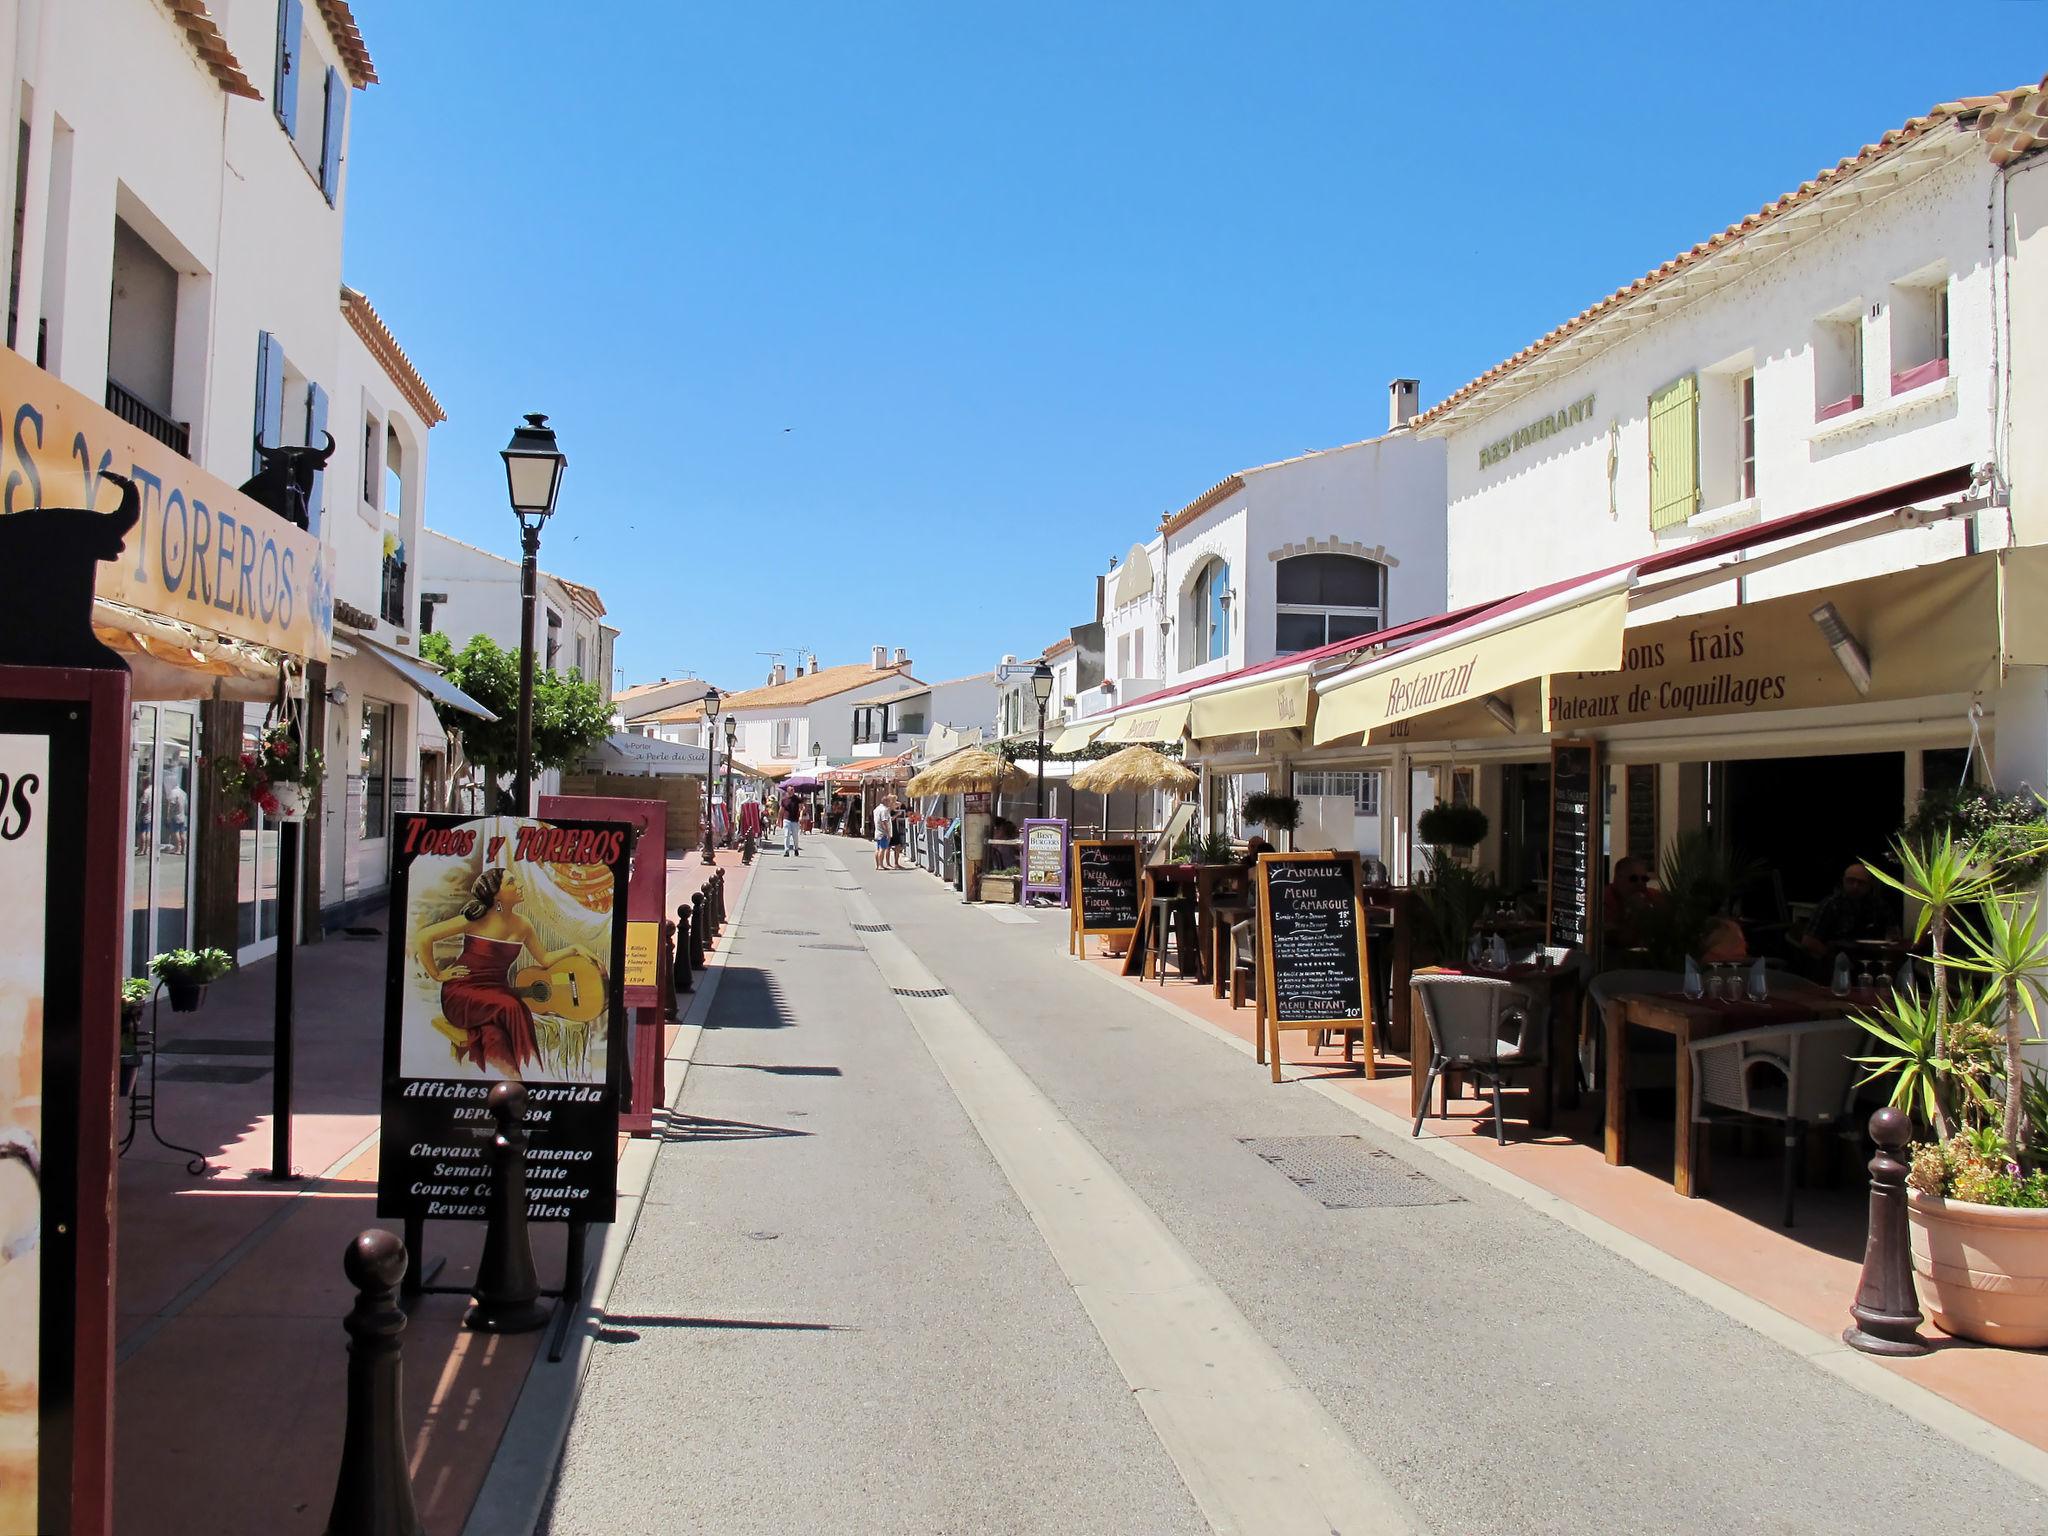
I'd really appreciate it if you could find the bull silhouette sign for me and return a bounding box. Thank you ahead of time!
[239,431,335,532]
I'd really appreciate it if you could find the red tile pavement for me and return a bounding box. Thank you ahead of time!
[111,848,747,1536]
[1071,938,2048,1457]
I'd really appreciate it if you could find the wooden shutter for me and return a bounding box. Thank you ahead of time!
[1647,373,1700,532]
[274,0,303,134]
[319,67,344,203]
[252,331,285,477]
[304,381,329,534]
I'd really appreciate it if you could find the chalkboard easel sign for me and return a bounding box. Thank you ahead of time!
[1022,818,1069,904]
[1254,851,1371,1084]
[1070,839,1141,956]
[1547,738,1601,954]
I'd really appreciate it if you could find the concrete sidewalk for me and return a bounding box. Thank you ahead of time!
[111,848,748,1536]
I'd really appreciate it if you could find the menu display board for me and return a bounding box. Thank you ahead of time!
[379,813,630,1226]
[1255,851,1371,1083]
[1070,839,1140,954]
[1547,739,1600,953]
[1625,764,1658,861]
[1022,818,1068,903]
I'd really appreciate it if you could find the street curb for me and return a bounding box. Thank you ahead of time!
[1067,952,2048,1497]
[462,858,759,1536]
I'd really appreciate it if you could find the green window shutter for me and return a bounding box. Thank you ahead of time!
[1647,373,1700,531]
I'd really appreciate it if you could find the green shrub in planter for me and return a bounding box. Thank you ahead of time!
[1241,792,1302,833]
[1417,802,1489,850]
[147,947,234,1012]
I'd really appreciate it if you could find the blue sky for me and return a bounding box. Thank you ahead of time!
[343,2,2043,692]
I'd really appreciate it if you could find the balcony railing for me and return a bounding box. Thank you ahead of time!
[380,556,407,628]
[105,377,190,458]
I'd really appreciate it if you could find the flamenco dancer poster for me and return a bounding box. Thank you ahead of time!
[377,813,632,1227]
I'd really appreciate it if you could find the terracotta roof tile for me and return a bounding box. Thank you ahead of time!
[721,662,915,712]
[1415,78,2045,432]
[1044,637,1076,657]
[313,0,377,87]
[1159,473,1245,535]
[160,2,262,100]
[341,286,445,425]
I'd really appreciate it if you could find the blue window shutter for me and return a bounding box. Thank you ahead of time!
[304,381,329,535]
[274,0,303,135]
[253,331,285,477]
[320,67,344,204]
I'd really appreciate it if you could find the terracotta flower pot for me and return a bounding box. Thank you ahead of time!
[1907,1189,2048,1348]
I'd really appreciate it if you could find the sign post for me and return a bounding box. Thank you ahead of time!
[1069,839,1140,957]
[1021,818,1068,905]
[1254,851,1372,1085]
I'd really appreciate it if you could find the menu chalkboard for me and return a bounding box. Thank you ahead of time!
[1547,739,1600,952]
[1625,764,1657,860]
[1255,852,1370,1082]
[1070,840,1141,953]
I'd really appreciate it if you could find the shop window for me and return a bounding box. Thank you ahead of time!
[1274,553,1384,655]
[360,700,390,841]
[1647,372,1701,531]
[1737,373,1756,499]
[1814,309,1864,420]
[1181,558,1231,669]
[774,719,795,757]
[361,413,380,503]
[1890,274,1950,394]
[1294,770,1381,817]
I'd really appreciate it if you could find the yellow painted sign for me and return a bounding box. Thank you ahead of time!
[0,346,332,661]
[624,920,661,992]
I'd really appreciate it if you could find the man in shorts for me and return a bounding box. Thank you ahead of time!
[872,798,894,870]
[889,798,909,867]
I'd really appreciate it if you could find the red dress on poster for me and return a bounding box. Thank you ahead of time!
[440,934,540,1074]
[739,800,764,839]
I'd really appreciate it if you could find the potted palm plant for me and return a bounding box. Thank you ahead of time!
[148,947,234,1013]
[1855,816,2048,1347]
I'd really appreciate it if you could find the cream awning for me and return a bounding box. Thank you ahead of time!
[2001,546,2048,668]
[1313,583,1629,745]
[1098,699,1192,745]
[1189,672,1311,740]
[1048,720,1108,753]
[92,600,282,702]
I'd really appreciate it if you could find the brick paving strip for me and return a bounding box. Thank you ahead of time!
[110,850,752,1536]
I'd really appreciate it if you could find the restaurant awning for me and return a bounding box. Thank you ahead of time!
[1097,699,1191,745]
[580,733,710,776]
[92,599,283,702]
[2000,545,2048,667]
[1048,720,1108,753]
[355,636,497,721]
[1188,671,1312,740]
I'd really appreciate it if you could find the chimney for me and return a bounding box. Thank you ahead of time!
[806,652,819,675]
[771,663,787,686]
[871,645,887,671]
[1389,378,1420,430]
[891,647,908,667]
[794,657,805,677]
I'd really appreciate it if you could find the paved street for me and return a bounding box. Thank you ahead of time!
[543,843,2048,1535]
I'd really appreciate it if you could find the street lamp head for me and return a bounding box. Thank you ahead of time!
[723,715,736,745]
[501,413,568,525]
[1030,659,1055,707]
[811,741,824,764]
[701,686,721,723]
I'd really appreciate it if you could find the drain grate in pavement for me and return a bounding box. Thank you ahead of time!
[892,986,949,999]
[852,922,890,933]
[800,943,866,952]
[1239,1136,1460,1210]
[158,1063,270,1084]
[157,1038,272,1056]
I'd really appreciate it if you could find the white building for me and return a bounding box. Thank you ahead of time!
[852,671,997,758]
[719,650,918,773]
[616,676,718,742]
[418,529,617,694]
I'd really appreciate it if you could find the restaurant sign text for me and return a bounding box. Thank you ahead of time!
[1479,392,1597,470]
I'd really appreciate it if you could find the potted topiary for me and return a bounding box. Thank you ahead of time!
[148,947,234,1013]
[1241,791,1303,851]
[1417,802,1489,858]
[120,976,149,1095]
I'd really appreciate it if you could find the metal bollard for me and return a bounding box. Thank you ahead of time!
[1843,1106,1929,1356]
[691,891,709,966]
[465,1082,549,1335]
[662,916,684,1011]
[710,870,726,932]
[323,1229,424,1536]
[673,904,696,984]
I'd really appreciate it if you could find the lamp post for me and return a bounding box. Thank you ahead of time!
[1030,660,1054,819]
[723,714,737,837]
[700,686,721,861]
[501,414,567,814]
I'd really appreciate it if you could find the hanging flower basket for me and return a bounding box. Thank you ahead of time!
[147,948,234,1014]
[271,781,311,822]
[214,720,323,827]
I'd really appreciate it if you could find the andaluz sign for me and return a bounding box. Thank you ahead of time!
[378,814,631,1226]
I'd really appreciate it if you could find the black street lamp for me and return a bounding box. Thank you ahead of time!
[1031,659,1054,818]
[723,714,737,839]
[700,686,721,861]
[501,413,567,813]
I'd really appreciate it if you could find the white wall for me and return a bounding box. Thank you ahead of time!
[1432,148,2002,612]
[419,530,610,688]
[729,671,920,766]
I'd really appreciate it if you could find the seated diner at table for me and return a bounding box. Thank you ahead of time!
[1603,855,1665,951]
[1797,862,1901,961]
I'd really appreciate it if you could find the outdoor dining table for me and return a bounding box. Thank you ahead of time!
[1407,959,1581,1122]
[1142,862,1251,984]
[1600,980,1865,1197]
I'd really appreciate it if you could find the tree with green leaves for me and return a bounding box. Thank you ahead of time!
[418,631,614,802]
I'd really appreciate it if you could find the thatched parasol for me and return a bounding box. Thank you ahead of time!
[906,747,1028,798]
[1071,745,1197,844]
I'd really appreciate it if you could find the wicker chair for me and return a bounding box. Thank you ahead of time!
[1688,1019,1864,1227]
[1410,973,1544,1145]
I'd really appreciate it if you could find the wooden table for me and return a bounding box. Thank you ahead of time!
[1141,863,1251,984]
[1407,963,1580,1123]
[1601,984,1861,1196]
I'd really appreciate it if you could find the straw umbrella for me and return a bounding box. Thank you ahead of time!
[905,747,1028,799]
[1071,745,1197,844]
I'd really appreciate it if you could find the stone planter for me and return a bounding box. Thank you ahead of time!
[1907,1189,2048,1348]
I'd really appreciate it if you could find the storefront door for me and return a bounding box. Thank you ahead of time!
[237,705,283,963]
[127,703,199,977]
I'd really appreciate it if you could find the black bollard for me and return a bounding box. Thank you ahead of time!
[465,1082,550,1334]
[662,916,684,1011]
[323,1229,425,1536]
[1843,1106,1929,1356]
[674,904,696,984]
[691,891,709,965]
[710,870,726,932]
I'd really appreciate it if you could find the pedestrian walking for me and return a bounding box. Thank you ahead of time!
[872,798,894,870]
[889,797,909,868]
[781,788,803,856]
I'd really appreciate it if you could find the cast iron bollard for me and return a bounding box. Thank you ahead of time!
[673,903,696,985]
[465,1082,549,1334]
[662,916,684,1010]
[691,891,710,965]
[710,869,726,932]
[1843,1106,1929,1356]
[323,1229,424,1536]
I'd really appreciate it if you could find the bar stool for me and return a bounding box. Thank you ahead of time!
[1149,890,1198,984]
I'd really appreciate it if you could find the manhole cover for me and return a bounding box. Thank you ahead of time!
[1238,1136,1460,1210]
[892,987,949,999]
[852,922,890,933]
[157,1063,271,1084]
